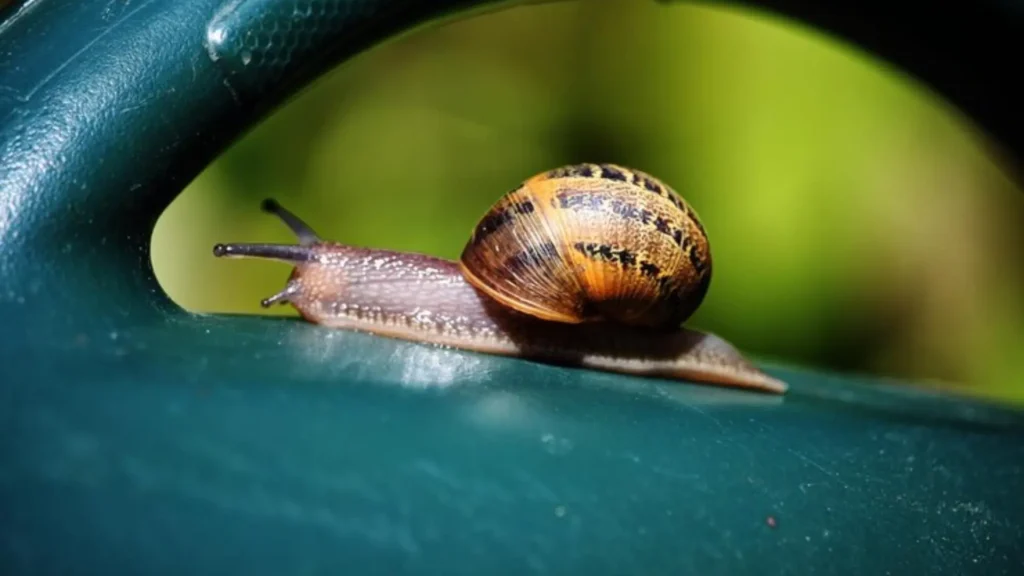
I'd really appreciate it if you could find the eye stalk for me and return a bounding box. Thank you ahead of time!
[212,197,327,263]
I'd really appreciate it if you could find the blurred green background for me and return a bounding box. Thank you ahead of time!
[152,0,1024,404]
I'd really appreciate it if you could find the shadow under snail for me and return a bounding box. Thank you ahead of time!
[213,163,787,394]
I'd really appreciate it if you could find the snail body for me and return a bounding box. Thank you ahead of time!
[213,163,786,394]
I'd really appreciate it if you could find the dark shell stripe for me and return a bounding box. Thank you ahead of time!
[543,165,709,322]
[549,188,709,277]
[572,241,683,299]
[463,185,585,321]
[503,241,560,276]
[552,189,687,249]
[542,162,690,214]
[470,193,536,244]
[489,163,705,252]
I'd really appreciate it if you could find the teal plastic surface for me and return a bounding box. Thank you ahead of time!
[1,0,1022,574]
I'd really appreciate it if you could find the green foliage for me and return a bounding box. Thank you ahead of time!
[153,0,1024,403]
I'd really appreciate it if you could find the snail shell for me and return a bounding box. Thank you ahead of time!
[460,163,711,329]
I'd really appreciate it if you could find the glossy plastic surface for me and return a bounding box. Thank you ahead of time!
[0,0,1022,574]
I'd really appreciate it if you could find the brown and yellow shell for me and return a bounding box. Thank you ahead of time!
[458,163,712,329]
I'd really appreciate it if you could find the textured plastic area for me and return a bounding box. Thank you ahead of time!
[205,0,491,102]
[0,0,1022,574]
[3,315,1023,575]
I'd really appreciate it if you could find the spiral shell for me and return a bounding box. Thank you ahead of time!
[458,163,712,329]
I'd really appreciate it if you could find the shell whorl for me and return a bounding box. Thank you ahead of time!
[458,163,712,329]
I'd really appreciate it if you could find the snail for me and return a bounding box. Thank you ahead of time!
[213,163,787,393]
